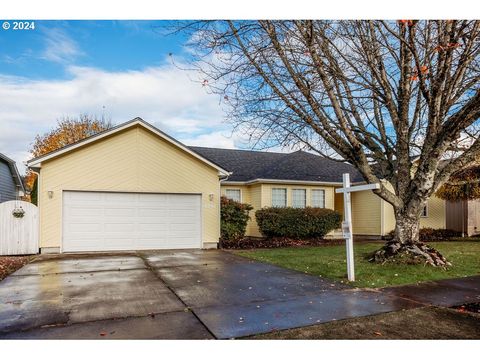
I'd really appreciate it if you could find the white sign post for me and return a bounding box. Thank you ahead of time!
[335,173,380,282]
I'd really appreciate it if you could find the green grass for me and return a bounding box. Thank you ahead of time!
[236,241,480,288]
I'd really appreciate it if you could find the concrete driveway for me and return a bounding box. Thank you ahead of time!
[0,250,420,339]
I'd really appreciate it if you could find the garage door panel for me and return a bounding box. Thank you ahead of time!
[170,230,199,238]
[67,191,102,201]
[138,222,169,231]
[106,192,136,202]
[69,207,104,217]
[169,209,197,217]
[104,223,135,232]
[137,208,169,217]
[104,239,135,248]
[104,208,136,217]
[68,223,103,232]
[63,191,201,252]
[138,193,169,201]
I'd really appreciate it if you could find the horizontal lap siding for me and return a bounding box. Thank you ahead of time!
[383,194,446,235]
[351,191,382,235]
[420,195,446,229]
[39,126,220,249]
[248,184,263,237]
[0,161,16,203]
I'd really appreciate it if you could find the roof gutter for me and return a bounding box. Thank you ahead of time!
[221,178,365,186]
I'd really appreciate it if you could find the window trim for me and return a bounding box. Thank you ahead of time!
[225,188,242,202]
[271,188,287,207]
[421,204,428,218]
[311,189,326,208]
[292,188,307,208]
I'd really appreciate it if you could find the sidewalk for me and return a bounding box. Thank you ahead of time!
[379,275,480,307]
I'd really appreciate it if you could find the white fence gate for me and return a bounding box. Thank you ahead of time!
[0,200,39,255]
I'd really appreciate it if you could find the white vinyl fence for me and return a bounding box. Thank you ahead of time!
[0,200,39,255]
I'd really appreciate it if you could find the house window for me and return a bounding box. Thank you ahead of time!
[292,189,306,208]
[421,204,428,217]
[311,189,325,208]
[225,189,241,202]
[272,188,287,207]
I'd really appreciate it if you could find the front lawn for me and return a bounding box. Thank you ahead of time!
[236,241,480,288]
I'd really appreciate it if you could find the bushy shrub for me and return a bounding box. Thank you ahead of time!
[419,228,462,241]
[255,207,341,239]
[386,227,462,242]
[220,196,253,243]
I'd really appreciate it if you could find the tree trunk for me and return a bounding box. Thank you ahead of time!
[394,209,421,244]
[370,207,451,267]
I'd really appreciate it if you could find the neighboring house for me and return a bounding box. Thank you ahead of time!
[0,153,25,203]
[446,199,480,237]
[27,117,447,254]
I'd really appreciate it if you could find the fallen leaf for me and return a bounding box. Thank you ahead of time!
[374,331,382,336]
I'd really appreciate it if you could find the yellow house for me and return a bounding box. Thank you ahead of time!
[192,147,446,238]
[27,117,446,253]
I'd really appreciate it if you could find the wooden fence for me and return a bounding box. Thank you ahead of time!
[0,200,39,255]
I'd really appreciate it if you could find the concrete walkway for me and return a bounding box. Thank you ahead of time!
[0,250,477,339]
[380,275,480,307]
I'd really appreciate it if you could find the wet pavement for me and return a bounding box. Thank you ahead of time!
[0,250,477,339]
[380,275,480,307]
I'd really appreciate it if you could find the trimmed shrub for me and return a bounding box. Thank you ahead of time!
[419,228,462,242]
[255,207,341,239]
[386,227,462,242]
[220,196,253,244]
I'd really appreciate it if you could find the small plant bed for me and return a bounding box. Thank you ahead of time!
[236,241,480,288]
[221,237,346,249]
[452,303,480,314]
[0,256,32,281]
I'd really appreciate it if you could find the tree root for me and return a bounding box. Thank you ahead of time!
[369,240,451,267]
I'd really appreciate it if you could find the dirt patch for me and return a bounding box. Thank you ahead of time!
[0,256,33,280]
[247,307,480,339]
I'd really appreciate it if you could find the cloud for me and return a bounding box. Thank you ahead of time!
[179,130,240,149]
[0,63,240,173]
[40,28,84,64]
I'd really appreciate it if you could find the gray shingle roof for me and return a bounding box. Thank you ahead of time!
[189,147,364,183]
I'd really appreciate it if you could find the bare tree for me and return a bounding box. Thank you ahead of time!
[178,20,480,266]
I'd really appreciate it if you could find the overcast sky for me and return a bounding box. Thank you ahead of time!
[0,20,252,173]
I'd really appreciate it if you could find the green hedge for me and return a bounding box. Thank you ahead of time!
[255,207,341,239]
[220,196,253,243]
[386,227,462,242]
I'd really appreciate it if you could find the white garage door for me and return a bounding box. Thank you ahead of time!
[63,191,201,252]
